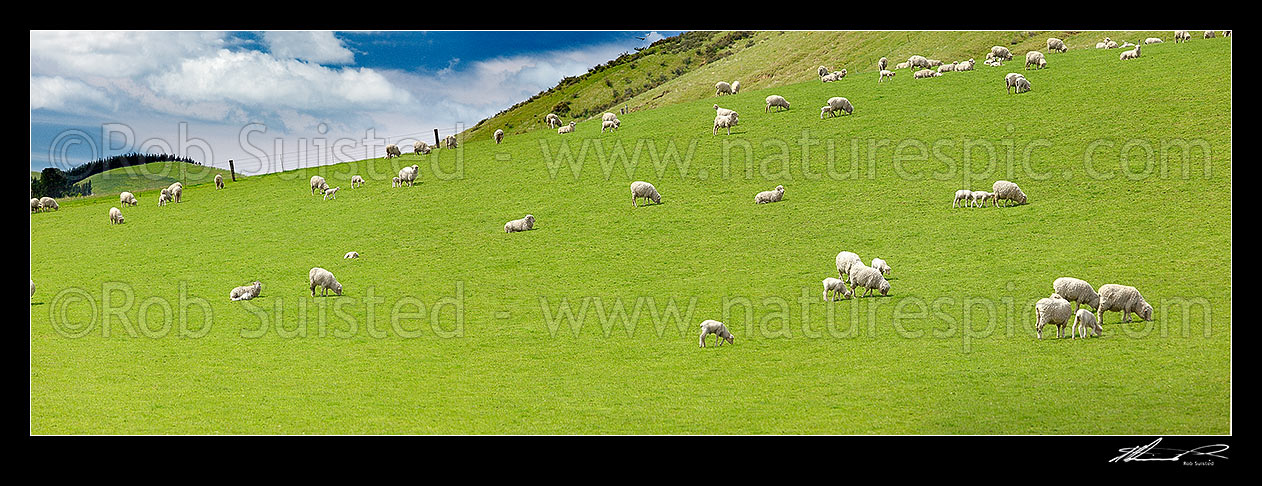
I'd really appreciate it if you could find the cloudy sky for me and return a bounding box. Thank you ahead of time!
[30,30,676,175]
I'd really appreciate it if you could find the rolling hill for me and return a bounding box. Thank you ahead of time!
[75,161,237,196]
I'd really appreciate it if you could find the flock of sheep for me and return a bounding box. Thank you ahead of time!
[32,31,1224,346]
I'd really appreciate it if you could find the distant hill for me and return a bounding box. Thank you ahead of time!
[75,161,237,196]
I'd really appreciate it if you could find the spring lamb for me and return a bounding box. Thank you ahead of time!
[822,277,853,301]
[230,281,262,301]
[699,319,734,347]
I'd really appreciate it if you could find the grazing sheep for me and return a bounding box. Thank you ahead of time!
[835,251,862,282]
[1007,74,1032,94]
[558,121,576,134]
[956,59,975,71]
[914,69,941,79]
[545,113,561,129]
[1120,44,1142,60]
[351,175,365,188]
[158,190,172,206]
[822,277,853,301]
[108,207,124,225]
[990,46,1013,61]
[309,267,343,297]
[30,198,40,213]
[1047,37,1068,53]
[765,95,790,112]
[602,119,621,133]
[698,319,734,347]
[878,57,888,71]
[754,185,784,204]
[715,81,734,96]
[1052,277,1101,312]
[1204,30,1215,39]
[323,186,340,200]
[230,281,261,301]
[344,251,360,259]
[1175,31,1190,43]
[167,182,183,203]
[820,97,854,119]
[894,61,912,70]
[1035,295,1073,339]
[992,180,1027,205]
[1144,37,1163,45]
[398,165,419,187]
[311,175,329,195]
[414,140,430,155]
[849,264,890,297]
[39,197,59,211]
[1025,51,1046,69]
[392,176,400,187]
[878,70,896,83]
[505,214,536,233]
[969,190,993,208]
[1096,284,1153,324]
[215,174,224,189]
[494,129,505,144]
[953,189,973,208]
[630,181,661,207]
[713,113,738,135]
[908,55,931,69]
[385,144,402,158]
[870,258,890,277]
[1072,308,1102,338]
[444,135,458,148]
[120,191,138,207]
[731,81,740,93]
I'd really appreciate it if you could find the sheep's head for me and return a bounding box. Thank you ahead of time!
[775,185,784,193]
[116,215,124,224]
[1015,191,1027,204]
[525,214,535,226]
[879,280,890,296]
[1085,292,1100,310]
[1138,302,1153,321]
[333,283,343,296]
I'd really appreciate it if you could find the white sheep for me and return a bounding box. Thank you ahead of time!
[927,59,944,67]
[505,214,536,233]
[914,69,941,79]
[602,112,619,122]
[1005,73,1032,94]
[120,191,138,207]
[938,62,957,73]
[1035,295,1073,339]
[1175,31,1190,43]
[698,319,733,347]
[158,190,172,206]
[602,119,621,133]
[992,180,1027,205]
[630,181,661,207]
[351,175,365,188]
[558,121,576,134]
[1096,284,1152,324]
[908,55,931,69]
[1047,37,1068,53]
[1052,277,1101,312]
[953,189,973,208]
[167,182,183,203]
[30,279,35,298]
[230,281,262,301]
[414,140,431,155]
[323,186,340,200]
[215,174,224,189]
[713,113,738,135]
[392,176,401,188]
[1072,308,1102,338]
[1025,51,1046,70]
[344,251,360,259]
[835,251,862,282]
[870,258,890,277]
[754,185,784,204]
[849,264,890,297]
[713,104,737,118]
[990,46,1013,61]
[956,59,975,71]
[731,80,740,93]
[715,81,734,96]
[820,97,853,118]
[894,61,912,70]
[1144,37,1163,45]
[397,165,419,187]
[820,71,843,83]
[817,65,830,78]
[878,57,888,71]
[545,113,561,129]
[39,197,59,211]
[878,70,896,83]
[765,95,790,112]
[30,198,40,213]
[1106,39,1119,49]
[311,175,329,195]
[385,144,402,158]
[1120,44,1142,61]
[108,206,124,225]
[309,267,343,297]
[822,277,853,301]
[494,129,505,144]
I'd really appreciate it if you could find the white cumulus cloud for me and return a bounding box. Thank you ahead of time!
[262,31,355,65]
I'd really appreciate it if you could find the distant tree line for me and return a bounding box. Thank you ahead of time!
[30,152,200,198]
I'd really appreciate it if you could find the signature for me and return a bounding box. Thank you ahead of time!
[1110,438,1229,463]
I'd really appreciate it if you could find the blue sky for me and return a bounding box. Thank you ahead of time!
[30,31,679,174]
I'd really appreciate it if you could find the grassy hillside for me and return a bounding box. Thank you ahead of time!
[464,31,1189,142]
[75,161,236,196]
[30,35,1231,434]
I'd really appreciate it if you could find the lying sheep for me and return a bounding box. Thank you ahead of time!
[927,59,944,67]
[385,144,402,158]
[870,258,890,277]
[1175,31,1190,43]
[990,46,1013,61]
[938,62,957,73]
[878,57,888,71]
[1052,277,1100,312]
[1096,284,1152,324]
[914,69,941,79]
[1144,37,1163,45]
[765,95,790,112]
[1120,41,1136,48]
[1120,44,1142,60]
[715,81,734,96]
[494,129,505,144]
[108,207,124,225]
[311,175,329,195]
[230,281,262,301]
[398,165,419,187]
[849,264,890,297]
[983,58,1003,67]
[953,189,973,208]
[817,65,830,78]
[545,113,561,129]
[351,175,365,188]
[820,71,844,82]
[39,197,58,211]
[1025,51,1046,69]
[878,70,896,83]
[956,59,975,71]
[414,140,430,155]
[323,186,340,200]
[822,277,853,301]
[1072,308,1102,338]
[699,319,734,347]
[344,251,360,259]
[602,119,621,133]
[505,214,535,233]
[835,251,862,282]
[309,267,343,297]
[1035,294,1073,339]
[630,181,661,207]
[713,113,738,135]
[820,97,853,118]
[558,121,576,134]
[215,174,224,189]
[120,191,138,207]
[1106,39,1119,49]
[894,61,911,70]
[992,180,1027,205]
[754,185,784,204]
[1047,37,1068,53]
